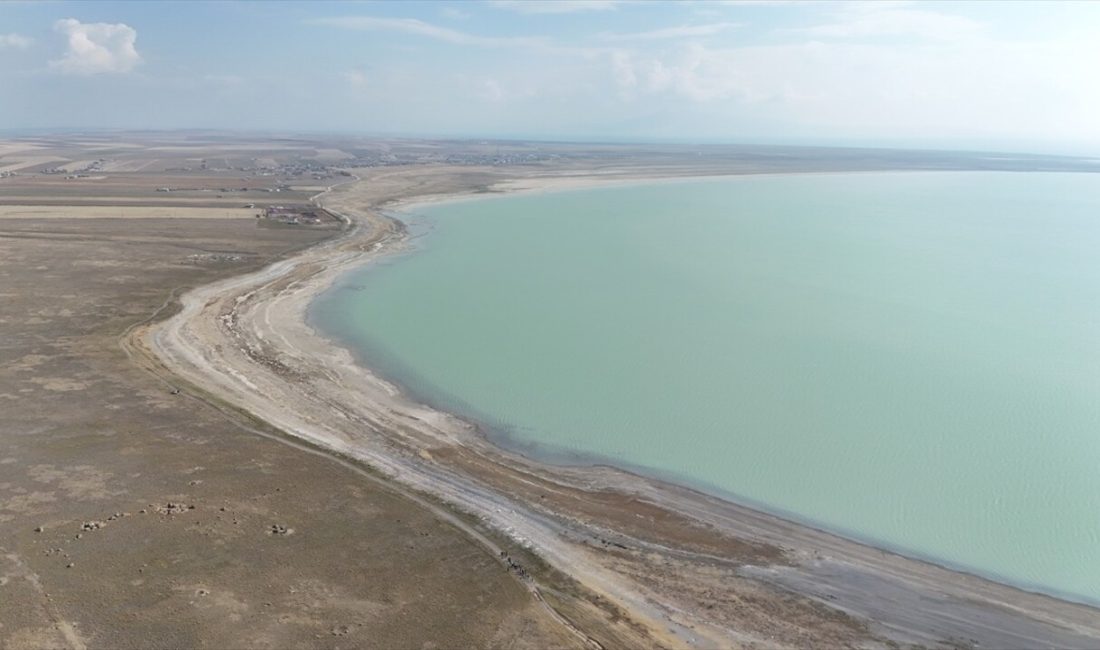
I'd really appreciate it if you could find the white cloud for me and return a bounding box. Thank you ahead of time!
[601,22,740,41]
[603,37,1100,144]
[488,0,621,14]
[610,50,637,90]
[311,16,546,48]
[792,3,985,42]
[0,33,33,49]
[480,78,505,102]
[51,18,141,74]
[344,68,369,88]
[441,6,470,20]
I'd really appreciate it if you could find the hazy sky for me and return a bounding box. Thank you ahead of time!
[2,1,1099,153]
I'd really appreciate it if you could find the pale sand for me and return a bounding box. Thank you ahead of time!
[0,205,259,219]
[141,164,1100,648]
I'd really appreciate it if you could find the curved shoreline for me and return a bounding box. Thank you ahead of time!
[319,173,1100,610]
[141,164,1100,648]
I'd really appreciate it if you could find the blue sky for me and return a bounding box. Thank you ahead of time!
[2,1,1099,153]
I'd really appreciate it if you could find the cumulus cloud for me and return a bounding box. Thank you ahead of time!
[51,18,141,74]
[0,33,33,49]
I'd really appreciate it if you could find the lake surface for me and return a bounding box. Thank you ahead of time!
[312,172,1100,603]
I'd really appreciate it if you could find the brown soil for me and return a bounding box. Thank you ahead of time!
[0,215,583,649]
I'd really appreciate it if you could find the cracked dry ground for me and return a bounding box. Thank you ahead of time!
[0,216,585,649]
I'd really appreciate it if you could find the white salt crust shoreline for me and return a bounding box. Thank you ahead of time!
[141,165,1100,649]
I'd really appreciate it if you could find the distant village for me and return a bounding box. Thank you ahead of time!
[30,148,562,185]
[39,159,105,178]
[154,149,561,177]
[347,150,562,167]
[10,147,565,230]
[260,205,330,226]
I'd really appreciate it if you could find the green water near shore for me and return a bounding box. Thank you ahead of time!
[313,172,1100,603]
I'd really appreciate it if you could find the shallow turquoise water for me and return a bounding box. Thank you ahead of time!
[313,172,1100,603]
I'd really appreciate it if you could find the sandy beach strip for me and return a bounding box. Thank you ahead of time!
[141,164,1100,649]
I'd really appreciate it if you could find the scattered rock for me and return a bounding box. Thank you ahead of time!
[269,524,292,536]
[81,521,105,531]
[65,563,74,569]
[186,253,242,265]
[155,502,195,515]
[33,526,43,533]
[499,553,530,579]
[597,537,628,550]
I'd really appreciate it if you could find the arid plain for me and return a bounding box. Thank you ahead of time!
[4,133,1100,649]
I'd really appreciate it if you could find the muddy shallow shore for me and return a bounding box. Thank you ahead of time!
[143,163,1100,649]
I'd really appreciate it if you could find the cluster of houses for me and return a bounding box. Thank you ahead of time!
[341,150,559,168]
[262,205,326,226]
[42,159,104,177]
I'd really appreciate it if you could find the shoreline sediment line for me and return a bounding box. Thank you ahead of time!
[141,165,1100,649]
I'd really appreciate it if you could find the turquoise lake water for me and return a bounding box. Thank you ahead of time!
[312,172,1100,603]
